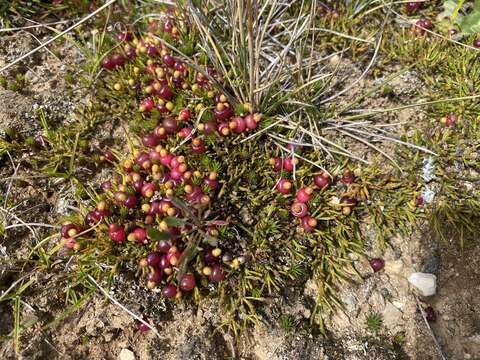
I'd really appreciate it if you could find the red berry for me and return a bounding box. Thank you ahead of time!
[102,150,115,162]
[61,223,81,238]
[474,38,480,48]
[178,127,193,139]
[146,252,161,266]
[369,258,385,272]
[405,1,421,14]
[166,249,180,266]
[162,117,178,134]
[138,319,151,332]
[276,179,292,194]
[163,54,175,67]
[109,224,125,242]
[425,306,436,322]
[314,173,330,189]
[301,216,317,232]
[142,133,160,148]
[178,109,192,121]
[162,284,177,298]
[284,157,298,172]
[135,152,150,166]
[296,187,313,203]
[116,31,132,42]
[140,98,155,112]
[164,20,174,33]
[111,53,125,67]
[200,121,217,135]
[191,138,206,154]
[101,57,115,70]
[203,177,218,190]
[157,85,173,100]
[416,195,424,206]
[179,273,196,291]
[213,106,234,121]
[146,45,158,57]
[244,114,257,130]
[209,265,225,282]
[445,113,456,127]
[342,170,354,184]
[133,227,147,243]
[269,157,283,172]
[124,194,139,208]
[290,202,308,218]
[146,269,162,284]
[156,240,172,253]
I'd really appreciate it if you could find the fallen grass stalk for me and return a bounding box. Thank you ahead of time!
[86,274,161,337]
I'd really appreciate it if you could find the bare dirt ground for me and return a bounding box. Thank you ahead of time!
[1,27,479,360]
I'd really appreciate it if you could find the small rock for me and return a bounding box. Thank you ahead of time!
[118,348,135,360]
[408,272,437,296]
[382,302,403,330]
[421,255,440,274]
[384,260,403,275]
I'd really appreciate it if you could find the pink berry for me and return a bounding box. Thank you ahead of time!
[445,113,456,127]
[141,183,156,198]
[138,319,151,333]
[230,116,246,133]
[164,20,174,33]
